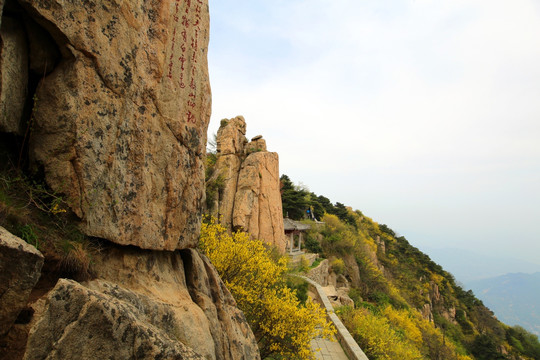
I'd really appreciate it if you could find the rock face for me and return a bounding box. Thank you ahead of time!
[211,116,247,227]
[21,0,211,250]
[25,248,260,360]
[212,154,241,226]
[24,279,206,360]
[0,226,44,336]
[322,285,354,308]
[233,152,283,249]
[216,117,247,156]
[307,259,330,286]
[0,15,27,135]
[342,254,362,289]
[211,117,286,251]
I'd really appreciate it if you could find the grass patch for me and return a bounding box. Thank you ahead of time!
[0,156,99,282]
[311,257,324,268]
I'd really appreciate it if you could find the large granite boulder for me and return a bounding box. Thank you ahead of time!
[20,0,211,250]
[24,248,260,360]
[0,226,43,336]
[182,249,260,359]
[233,151,286,251]
[216,116,247,155]
[24,279,207,360]
[245,136,266,154]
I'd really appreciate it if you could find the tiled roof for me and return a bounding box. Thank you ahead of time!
[283,218,311,231]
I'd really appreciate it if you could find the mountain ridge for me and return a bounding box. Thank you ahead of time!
[468,272,540,337]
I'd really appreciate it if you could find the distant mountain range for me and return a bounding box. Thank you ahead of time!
[418,247,540,337]
[418,246,540,283]
[467,272,540,337]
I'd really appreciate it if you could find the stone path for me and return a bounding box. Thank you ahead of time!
[311,334,350,360]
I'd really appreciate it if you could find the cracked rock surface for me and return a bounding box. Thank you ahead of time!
[24,249,259,360]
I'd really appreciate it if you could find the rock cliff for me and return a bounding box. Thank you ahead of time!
[210,117,286,251]
[0,1,260,359]
[20,0,211,250]
[24,248,259,360]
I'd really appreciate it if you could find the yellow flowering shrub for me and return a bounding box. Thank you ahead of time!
[381,306,423,345]
[199,219,335,359]
[339,307,423,360]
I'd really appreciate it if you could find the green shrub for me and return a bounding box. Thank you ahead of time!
[348,287,363,306]
[330,258,346,275]
[304,234,322,253]
[286,276,309,305]
[17,223,39,249]
[310,257,323,269]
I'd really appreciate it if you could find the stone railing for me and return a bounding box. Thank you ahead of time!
[299,276,369,360]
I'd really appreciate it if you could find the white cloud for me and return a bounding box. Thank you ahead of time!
[208,0,540,264]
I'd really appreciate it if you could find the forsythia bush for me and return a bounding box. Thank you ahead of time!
[381,306,423,346]
[339,305,474,360]
[199,219,335,359]
[339,307,423,360]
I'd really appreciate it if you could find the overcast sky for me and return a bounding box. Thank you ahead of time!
[207,1,540,269]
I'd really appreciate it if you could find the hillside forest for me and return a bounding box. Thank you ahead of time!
[279,174,540,360]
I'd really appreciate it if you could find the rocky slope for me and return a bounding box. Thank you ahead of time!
[0,0,260,359]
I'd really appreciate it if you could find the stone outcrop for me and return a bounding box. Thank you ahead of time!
[216,117,247,155]
[307,259,355,308]
[182,249,260,359]
[212,116,247,228]
[422,281,458,324]
[20,0,211,250]
[308,259,350,289]
[375,235,386,254]
[0,14,27,135]
[322,285,355,308]
[24,279,206,360]
[212,154,241,228]
[441,306,457,325]
[25,248,260,360]
[343,254,362,289]
[421,303,434,322]
[211,117,286,251]
[233,151,283,249]
[307,259,330,286]
[0,226,43,336]
[245,136,266,154]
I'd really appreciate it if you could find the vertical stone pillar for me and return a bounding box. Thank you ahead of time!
[289,233,294,254]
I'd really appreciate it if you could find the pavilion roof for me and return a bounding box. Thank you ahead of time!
[283,218,311,231]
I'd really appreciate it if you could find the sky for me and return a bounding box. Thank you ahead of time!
[207,0,540,272]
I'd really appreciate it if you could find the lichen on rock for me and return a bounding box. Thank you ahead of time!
[0,226,44,337]
[21,0,212,250]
